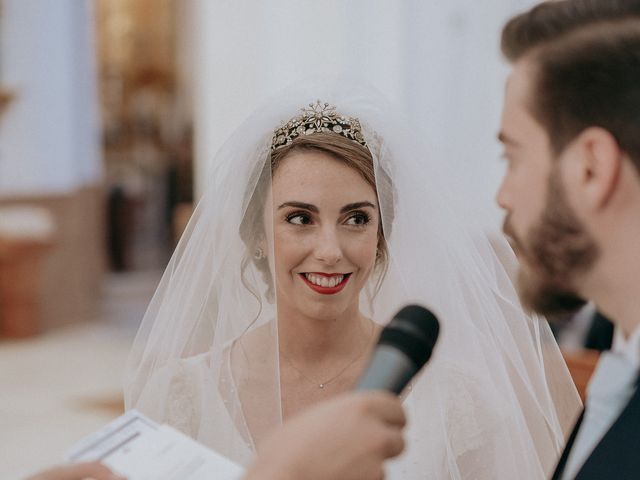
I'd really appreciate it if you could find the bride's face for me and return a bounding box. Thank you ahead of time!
[264,150,379,321]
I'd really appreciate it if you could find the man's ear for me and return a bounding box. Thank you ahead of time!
[571,127,622,210]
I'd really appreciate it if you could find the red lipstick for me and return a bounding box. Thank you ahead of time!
[300,272,351,295]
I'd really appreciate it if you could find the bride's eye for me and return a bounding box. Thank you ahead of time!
[345,211,370,226]
[286,212,312,225]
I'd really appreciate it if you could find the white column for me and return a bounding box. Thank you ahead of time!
[191,0,352,198]
[344,0,405,105]
[401,0,517,230]
[191,0,267,198]
[189,0,537,231]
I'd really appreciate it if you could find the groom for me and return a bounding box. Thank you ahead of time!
[496,0,640,478]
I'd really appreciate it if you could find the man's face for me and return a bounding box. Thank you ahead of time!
[496,62,598,316]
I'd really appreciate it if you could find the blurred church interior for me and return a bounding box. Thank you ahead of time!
[0,1,609,478]
[1,1,191,476]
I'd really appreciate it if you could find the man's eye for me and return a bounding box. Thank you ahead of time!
[286,213,311,225]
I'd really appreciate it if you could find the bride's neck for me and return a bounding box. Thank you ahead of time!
[277,302,369,363]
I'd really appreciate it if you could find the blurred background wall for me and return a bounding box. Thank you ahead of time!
[0,1,103,332]
[1,0,554,477]
[0,0,538,338]
[191,0,535,226]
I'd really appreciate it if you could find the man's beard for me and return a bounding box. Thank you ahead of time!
[503,171,599,316]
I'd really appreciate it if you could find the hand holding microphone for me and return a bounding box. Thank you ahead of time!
[246,305,439,480]
[246,391,406,480]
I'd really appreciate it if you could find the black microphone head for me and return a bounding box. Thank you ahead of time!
[378,305,440,370]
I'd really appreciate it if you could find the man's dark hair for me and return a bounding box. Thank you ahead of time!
[501,0,640,61]
[501,0,640,169]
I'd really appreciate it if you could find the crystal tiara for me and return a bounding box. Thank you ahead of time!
[271,100,367,151]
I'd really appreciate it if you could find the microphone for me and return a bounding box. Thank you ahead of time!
[356,305,440,394]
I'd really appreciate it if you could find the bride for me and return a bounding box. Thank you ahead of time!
[124,82,581,478]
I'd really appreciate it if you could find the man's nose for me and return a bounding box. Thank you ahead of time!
[495,177,511,211]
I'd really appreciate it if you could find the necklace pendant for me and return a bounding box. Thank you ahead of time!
[319,383,325,389]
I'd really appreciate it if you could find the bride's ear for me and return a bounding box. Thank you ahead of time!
[253,245,266,260]
[253,235,268,261]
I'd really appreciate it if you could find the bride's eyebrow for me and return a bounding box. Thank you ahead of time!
[340,202,376,213]
[277,201,318,212]
[276,201,377,213]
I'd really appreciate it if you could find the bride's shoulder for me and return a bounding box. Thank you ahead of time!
[128,352,214,436]
[439,360,504,411]
[135,352,215,403]
[164,351,216,377]
[411,359,510,451]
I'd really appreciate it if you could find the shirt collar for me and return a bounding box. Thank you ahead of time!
[612,324,640,369]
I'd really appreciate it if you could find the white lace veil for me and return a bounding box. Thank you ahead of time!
[123,80,581,478]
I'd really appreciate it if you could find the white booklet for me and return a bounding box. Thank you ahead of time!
[66,410,245,480]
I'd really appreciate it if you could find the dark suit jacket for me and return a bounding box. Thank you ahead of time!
[551,383,640,479]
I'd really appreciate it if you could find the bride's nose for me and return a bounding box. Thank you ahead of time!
[313,226,342,265]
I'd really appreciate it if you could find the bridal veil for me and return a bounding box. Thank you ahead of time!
[124,80,581,478]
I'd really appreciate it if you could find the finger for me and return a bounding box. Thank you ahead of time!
[359,392,406,427]
[366,465,386,480]
[31,461,125,480]
[381,429,405,458]
[366,422,406,460]
[73,460,125,480]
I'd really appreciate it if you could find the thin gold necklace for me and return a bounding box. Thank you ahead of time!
[280,321,374,389]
